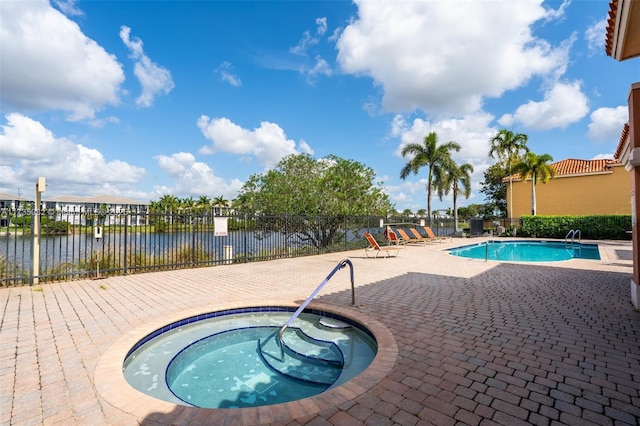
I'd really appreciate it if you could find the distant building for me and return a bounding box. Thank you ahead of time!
[0,193,30,211]
[506,158,630,217]
[0,193,149,227]
[44,195,149,226]
[0,193,31,227]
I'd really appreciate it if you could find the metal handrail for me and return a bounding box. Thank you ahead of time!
[565,229,581,245]
[278,258,355,343]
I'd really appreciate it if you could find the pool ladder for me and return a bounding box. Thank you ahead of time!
[565,229,581,243]
[278,258,355,344]
[565,229,581,249]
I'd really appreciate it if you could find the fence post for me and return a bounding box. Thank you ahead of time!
[123,209,128,276]
[223,245,233,264]
[32,177,46,285]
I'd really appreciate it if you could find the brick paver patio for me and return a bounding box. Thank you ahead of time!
[1,238,639,425]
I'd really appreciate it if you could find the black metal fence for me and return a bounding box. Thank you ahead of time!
[2,210,456,287]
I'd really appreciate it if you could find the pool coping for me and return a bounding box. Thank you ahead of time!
[94,299,398,424]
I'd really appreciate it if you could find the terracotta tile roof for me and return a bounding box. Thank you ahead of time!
[506,158,622,182]
[614,122,630,159]
[551,158,620,176]
[605,0,619,57]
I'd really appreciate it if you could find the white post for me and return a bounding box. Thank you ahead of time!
[223,245,233,264]
[33,177,46,285]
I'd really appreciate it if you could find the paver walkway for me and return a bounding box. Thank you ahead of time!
[1,238,639,425]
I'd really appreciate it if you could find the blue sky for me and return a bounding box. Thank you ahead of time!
[1,0,638,212]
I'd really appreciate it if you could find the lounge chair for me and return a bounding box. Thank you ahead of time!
[364,232,402,258]
[423,226,450,243]
[393,228,428,245]
[407,228,432,244]
[384,227,404,245]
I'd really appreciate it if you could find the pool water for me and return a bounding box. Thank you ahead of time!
[448,240,600,262]
[123,309,377,409]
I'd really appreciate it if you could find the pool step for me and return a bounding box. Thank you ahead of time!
[318,317,352,330]
[258,328,343,386]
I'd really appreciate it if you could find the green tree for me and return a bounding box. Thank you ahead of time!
[235,153,393,248]
[400,131,461,221]
[511,152,556,216]
[197,195,212,210]
[462,204,482,218]
[212,195,229,215]
[488,129,529,219]
[181,197,195,211]
[480,163,507,217]
[438,162,473,232]
[158,194,179,211]
[157,194,180,225]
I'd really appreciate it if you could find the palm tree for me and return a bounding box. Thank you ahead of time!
[400,132,461,221]
[213,195,229,215]
[511,152,556,216]
[181,197,195,211]
[157,194,179,225]
[438,162,474,232]
[197,195,211,210]
[488,129,529,219]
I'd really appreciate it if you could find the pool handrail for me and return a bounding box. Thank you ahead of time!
[278,258,355,343]
[565,229,581,245]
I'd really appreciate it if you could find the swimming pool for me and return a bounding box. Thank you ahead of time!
[123,307,377,409]
[447,240,600,262]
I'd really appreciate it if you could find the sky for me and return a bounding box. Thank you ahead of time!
[1,0,638,213]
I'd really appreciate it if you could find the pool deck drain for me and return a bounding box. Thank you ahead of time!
[2,237,639,425]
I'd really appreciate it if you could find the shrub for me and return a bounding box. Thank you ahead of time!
[519,215,631,240]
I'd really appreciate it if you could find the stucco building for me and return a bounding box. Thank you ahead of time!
[606,0,640,309]
[507,158,630,218]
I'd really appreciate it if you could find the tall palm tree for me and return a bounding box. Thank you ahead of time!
[181,197,195,211]
[400,131,461,220]
[212,195,229,215]
[438,162,474,232]
[197,195,212,210]
[488,129,529,219]
[158,194,179,224]
[511,152,556,216]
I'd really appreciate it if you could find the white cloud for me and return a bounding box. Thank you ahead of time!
[392,112,497,161]
[585,17,607,56]
[290,17,328,56]
[389,112,495,210]
[587,106,628,142]
[52,0,83,16]
[498,81,589,130]
[120,26,174,108]
[316,17,328,36]
[153,152,243,198]
[215,62,242,87]
[306,56,333,80]
[289,18,333,83]
[196,116,313,168]
[298,139,314,155]
[592,153,614,160]
[0,0,124,121]
[0,113,145,196]
[336,0,571,116]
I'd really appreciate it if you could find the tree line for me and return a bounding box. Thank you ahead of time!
[148,129,556,224]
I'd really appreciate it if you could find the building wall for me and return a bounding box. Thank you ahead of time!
[507,165,630,217]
